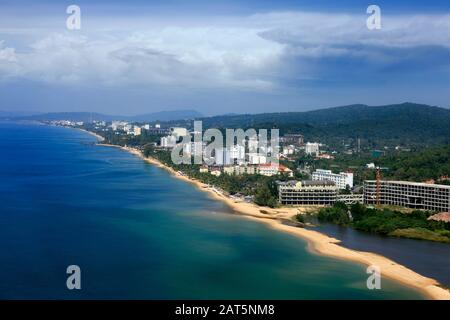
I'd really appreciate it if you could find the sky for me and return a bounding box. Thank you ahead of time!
[0,0,449,116]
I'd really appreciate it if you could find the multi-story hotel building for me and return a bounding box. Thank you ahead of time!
[363,180,450,212]
[278,180,337,205]
[312,169,354,189]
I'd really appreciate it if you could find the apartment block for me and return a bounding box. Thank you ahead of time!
[312,169,353,189]
[278,180,337,205]
[363,180,450,212]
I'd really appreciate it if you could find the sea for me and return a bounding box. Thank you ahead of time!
[0,121,424,299]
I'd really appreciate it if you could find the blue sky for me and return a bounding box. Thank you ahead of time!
[0,0,449,116]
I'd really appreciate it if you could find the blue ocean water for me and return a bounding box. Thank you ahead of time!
[0,122,424,299]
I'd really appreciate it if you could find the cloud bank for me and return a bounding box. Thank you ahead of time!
[0,11,449,90]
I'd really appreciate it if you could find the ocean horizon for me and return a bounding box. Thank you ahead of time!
[0,121,424,299]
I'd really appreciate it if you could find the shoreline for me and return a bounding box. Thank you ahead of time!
[98,142,450,300]
[78,128,105,142]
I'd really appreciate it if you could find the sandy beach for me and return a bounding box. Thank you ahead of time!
[99,143,450,300]
[78,128,105,142]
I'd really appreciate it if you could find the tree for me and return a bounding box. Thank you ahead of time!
[254,183,278,208]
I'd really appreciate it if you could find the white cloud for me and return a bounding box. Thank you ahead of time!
[0,11,449,89]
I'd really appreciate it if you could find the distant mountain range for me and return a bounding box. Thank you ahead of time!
[3,103,450,146]
[0,110,42,118]
[1,109,203,122]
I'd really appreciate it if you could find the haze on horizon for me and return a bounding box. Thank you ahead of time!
[0,0,450,116]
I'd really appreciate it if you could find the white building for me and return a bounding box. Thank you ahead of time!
[170,127,188,138]
[259,164,293,177]
[133,126,142,136]
[283,145,295,156]
[305,142,320,155]
[366,163,376,169]
[124,124,133,134]
[248,153,267,165]
[111,121,128,131]
[312,169,353,189]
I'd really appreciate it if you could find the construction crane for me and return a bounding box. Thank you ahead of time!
[376,166,382,206]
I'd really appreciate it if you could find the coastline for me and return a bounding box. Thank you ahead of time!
[78,128,105,142]
[98,142,450,300]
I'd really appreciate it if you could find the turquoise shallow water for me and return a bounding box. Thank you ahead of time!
[0,122,424,299]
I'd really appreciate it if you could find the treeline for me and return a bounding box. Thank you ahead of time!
[189,103,450,148]
[316,203,450,243]
[381,144,450,181]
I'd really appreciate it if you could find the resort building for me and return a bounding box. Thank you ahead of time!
[305,142,320,155]
[312,169,354,189]
[223,166,235,175]
[363,180,450,212]
[133,126,142,136]
[210,168,222,177]
[282,145,296,156]
[280,134,304,146]
[170,127,188,138]
[278,180,338,205]
[222,165,258,176]
[248,153,267,165]
[199,166,209,173]
[259,164,293,177]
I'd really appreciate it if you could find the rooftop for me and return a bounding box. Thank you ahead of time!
[365,180,450,189]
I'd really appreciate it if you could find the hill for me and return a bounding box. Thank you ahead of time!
[194,103,450,147]
[12,109,202,123]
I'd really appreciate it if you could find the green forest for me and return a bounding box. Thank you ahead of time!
[315,202,450,243]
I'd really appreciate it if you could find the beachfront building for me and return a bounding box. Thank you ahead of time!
[363,180,450,212]
[223,166,235,175]
[133,126,142,136]
[111,121,128,131]
[278,180,338,205]
[305,142,320,155]
[259,164,293,177]
[210,168,222,177]
[312,169,354,189]
[170,127,188,138]
[223,165,258,176]
[199,166,209,173]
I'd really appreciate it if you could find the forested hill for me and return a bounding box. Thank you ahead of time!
[194,103,450,146]
[382,144,450,182]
